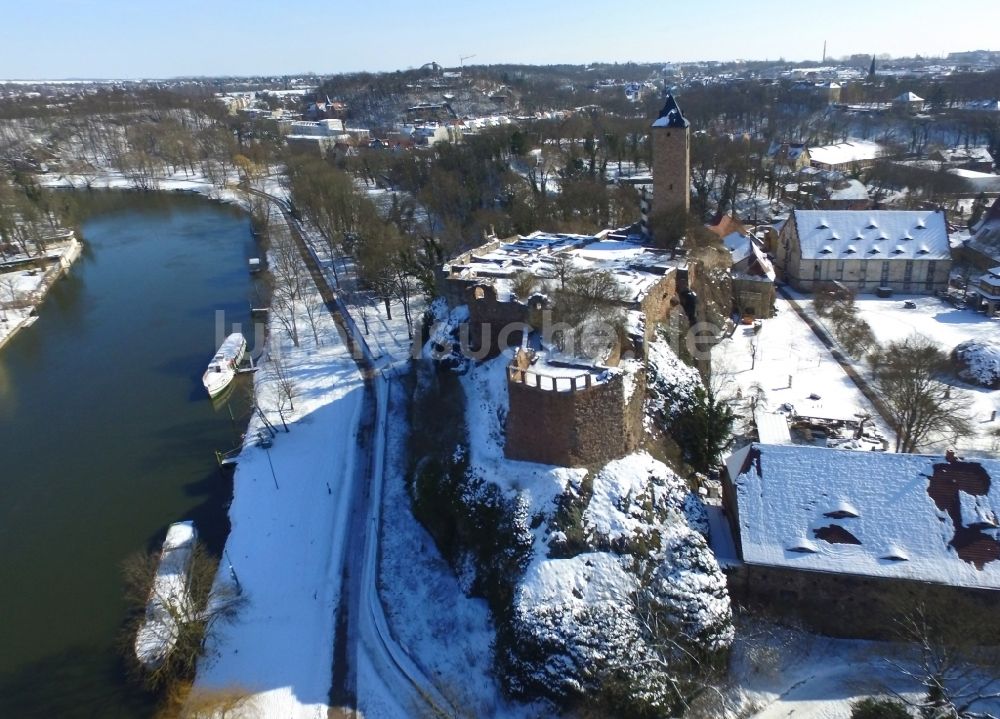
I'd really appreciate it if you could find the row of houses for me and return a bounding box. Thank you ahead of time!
[768,139,996,174]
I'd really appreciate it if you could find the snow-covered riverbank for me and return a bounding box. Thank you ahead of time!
[0,235,82,350]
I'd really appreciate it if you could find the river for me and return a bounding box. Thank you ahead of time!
[0,192,259,717]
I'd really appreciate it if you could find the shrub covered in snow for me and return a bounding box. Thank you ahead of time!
[951,339,1000,389]
[646,332,703,426]
[501,453,733,716]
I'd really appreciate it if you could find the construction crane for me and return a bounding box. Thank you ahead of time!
[460,54,476,68]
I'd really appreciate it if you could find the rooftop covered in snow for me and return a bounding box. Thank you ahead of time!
[726,444,1000,590]
[808,140,884,168]
[788,209,950,261]
[445,230,686,304]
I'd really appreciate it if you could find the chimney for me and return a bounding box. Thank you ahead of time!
[945,449,957,463]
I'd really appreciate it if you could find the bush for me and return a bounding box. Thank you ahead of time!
[850,696,911,718]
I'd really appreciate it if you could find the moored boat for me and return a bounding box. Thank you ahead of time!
[134,521,197,669]
[202,333,246,399]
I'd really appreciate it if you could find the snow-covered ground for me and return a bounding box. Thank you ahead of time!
[726,618,1000,719]
[195,220,365,717]
[711,297,892,441]
[806,292,1000,454]
[0,237,81,349]
[370,378,544,719]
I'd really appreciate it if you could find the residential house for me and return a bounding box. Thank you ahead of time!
[723,444,1000,639]
[809,141,884,172]
[968,266,1000,316]
[893,91,925,112]
[767,142,811,174]
[818,178,871,210]
[707,214,776,317]
[962,197,1000,269]
[929,146,995,172]
[776,208,951,293]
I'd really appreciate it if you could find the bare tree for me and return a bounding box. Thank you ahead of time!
[868,335,974,453]
[122,541,244,691]
[268,351,298,427]
[884,603,1000,719]
[267,230,305,347]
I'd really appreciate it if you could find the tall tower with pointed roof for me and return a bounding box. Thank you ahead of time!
[651,93,690,223]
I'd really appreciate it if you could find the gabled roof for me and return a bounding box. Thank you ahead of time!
[651,93,689,129]
[726,444,1000,589]
[808,140,883,167]
[789,209,950,261]
[968,198,1000,260]
[895,91,924,102]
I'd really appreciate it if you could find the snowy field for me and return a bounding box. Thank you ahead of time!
[195,230,365,717]
[712,297,892,441]
[805,292,1000,454]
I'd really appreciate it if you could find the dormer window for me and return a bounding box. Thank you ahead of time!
[882,544,910,562]
[819,246,833,255]
[868,247,881,254]
[893,246,906,254]
[825,501,860,519]
[867,220,878,229]
[787,539,819,554]
[902,234,913,241]
[917,248,929,255]
[844,246,857,254]
[879,233,889,241]
[916,221,926,229]
[817,220,829,229]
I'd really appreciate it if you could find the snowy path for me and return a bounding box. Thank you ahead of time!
[196,331,364,718]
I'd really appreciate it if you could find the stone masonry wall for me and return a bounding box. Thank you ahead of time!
[726,563,1000,641]
[505,369,646,468]
[652,126,690,217]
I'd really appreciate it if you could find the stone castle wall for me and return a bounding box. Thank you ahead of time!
[505,368,646,468]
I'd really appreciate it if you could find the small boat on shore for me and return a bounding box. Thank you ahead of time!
[134,521,197,669]
[202,333,247,399]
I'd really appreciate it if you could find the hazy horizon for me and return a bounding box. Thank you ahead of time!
[0,0,996,81]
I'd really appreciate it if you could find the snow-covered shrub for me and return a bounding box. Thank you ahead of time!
[951,339,1000,389]
[501,453,733,716]
[640,528,734,652]
[646,333,703,427]
[501,553,681,717]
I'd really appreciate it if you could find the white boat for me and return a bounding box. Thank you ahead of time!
[202,333,247,399]
[134,521,197,669]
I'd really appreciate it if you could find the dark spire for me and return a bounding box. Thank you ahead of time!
[868,55,876,80]
[653,93,689,128]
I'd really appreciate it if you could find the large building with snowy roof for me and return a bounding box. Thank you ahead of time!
[722,444,1000,638]
[776,208,952,293]
[808,140,884,172]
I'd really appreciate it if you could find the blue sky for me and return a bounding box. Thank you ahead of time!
[0,0,995,79]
